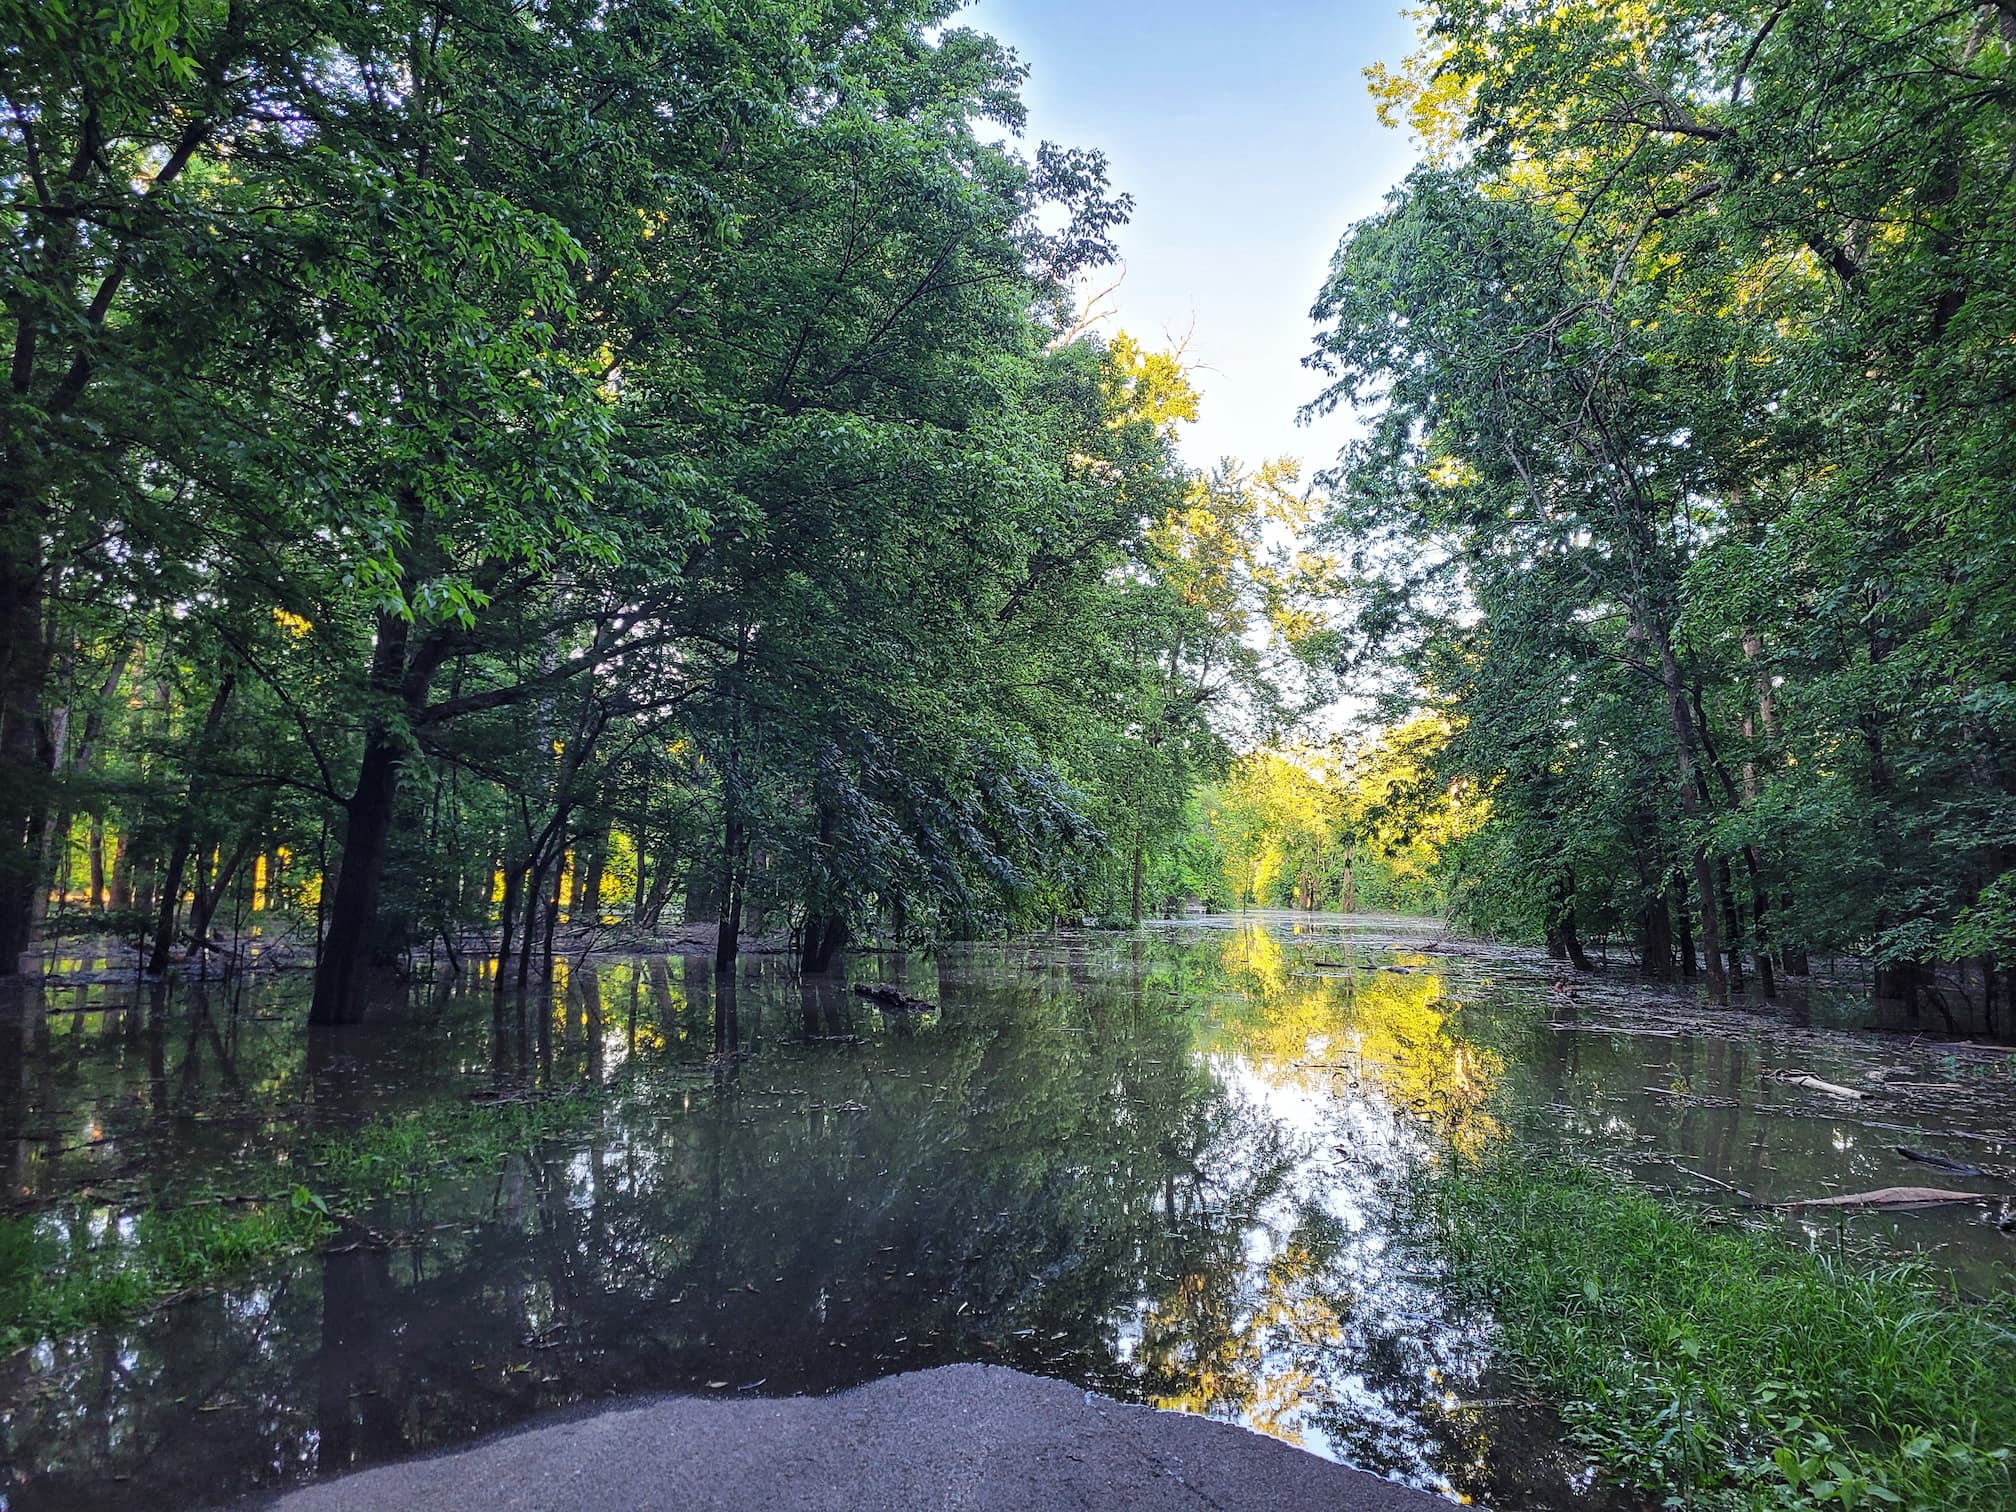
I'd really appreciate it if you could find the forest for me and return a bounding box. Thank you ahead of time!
[7,5,2016,1512]
[5,0,2015,1025]
[1307,0,2016,1027]
[1,0,1342,1023]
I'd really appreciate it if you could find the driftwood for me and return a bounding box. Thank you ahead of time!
[1896,1147,1987,1178]
[1768,1070,1865,1100]
[1773,1186,1989,1212]
[852,984,938,1014]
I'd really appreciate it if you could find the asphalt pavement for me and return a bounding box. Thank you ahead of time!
[256,1364,1450,1511]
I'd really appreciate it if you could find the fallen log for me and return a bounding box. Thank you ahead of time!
[1896,1147,1987,1178]
[1773,1186,1989,1212]
[1768,1071,1864,1100]
[852,984,939,1014]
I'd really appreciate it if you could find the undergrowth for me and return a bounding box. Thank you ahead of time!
[1416,1155,2016,1511]
[0,1091,600,1354]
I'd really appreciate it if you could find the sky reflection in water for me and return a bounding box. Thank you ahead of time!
[2,913,2010,1511]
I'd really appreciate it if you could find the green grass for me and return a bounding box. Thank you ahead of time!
[1415,1155,2016,1510]
[0,1091,601,1355]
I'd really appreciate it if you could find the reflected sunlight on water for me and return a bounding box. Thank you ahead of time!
[2,912,2009,1511]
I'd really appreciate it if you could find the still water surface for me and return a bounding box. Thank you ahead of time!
[3,914,2011,1510]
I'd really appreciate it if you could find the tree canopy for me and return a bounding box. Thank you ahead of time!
[1304,0,2016,1023]
[1,0,1335,1015]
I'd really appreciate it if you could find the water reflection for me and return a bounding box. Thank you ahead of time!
[1,915,2010,1511]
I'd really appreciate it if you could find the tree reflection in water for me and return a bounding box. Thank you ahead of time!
[1,923,1599,1512]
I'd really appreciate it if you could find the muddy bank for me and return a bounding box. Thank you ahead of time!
[251,1365,1444,1512]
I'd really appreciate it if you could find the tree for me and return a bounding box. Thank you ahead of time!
[1309,0,2016,1025]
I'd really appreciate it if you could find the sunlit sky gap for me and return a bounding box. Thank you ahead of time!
[970,0,1422,477]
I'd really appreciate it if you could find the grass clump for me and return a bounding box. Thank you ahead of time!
[1417,1155,2016,1511]
[0,1091,602,1355]
[0,1195,334,1353]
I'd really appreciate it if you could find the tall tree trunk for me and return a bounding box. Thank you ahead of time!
[109,830,132,912]
[575,822,608,927]
[801,800,844,974]
[715,810,744,975]
[1639,893,1673,978]
[540,855,562,978]
[517,847,548,989]
[1780,904,1809,977]
[310,726,402,1023]
[803,912,846,974]
[310,599,458,1024]
[1653,637,1727,1000]
[493,862,524,994]
[43,646,129,934]
[184,826,258,959]
[147,674,237,975]
[1747,868,1777,997]
[1673,873,1698,978]
[1716,857,1746,995]
[682,852,718,924]
[88,817,106,912]
[641,852,676,927]
[1553,868,1592,971]
[1130,833,1145,927]
[0,466,53,976]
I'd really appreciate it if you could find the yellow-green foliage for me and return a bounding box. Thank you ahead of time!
[1206,718,1485,912]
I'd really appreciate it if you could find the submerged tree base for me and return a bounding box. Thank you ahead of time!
[1414,1155,2016,1510]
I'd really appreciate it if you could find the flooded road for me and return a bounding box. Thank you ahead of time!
[3,914,2011,1510]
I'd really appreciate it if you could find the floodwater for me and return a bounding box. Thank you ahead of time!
[2,913,2011,1511]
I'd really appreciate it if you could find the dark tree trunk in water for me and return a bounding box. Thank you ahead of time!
[148,830,196,976]
[1874,960,1925,1018]
[1716,858,1746,994]
[575,823,608,926]
[1746,861,1777,998]
[1559,901,1592,972]
[516,848,547,989]
[1673,874,1698,978]
[682,852,719,925]
[539,855,562,977]
[109,834,133,912]
[1650,639,1726,1000]
[714,811,743,975]
[802,912,846,974]
[147,674,237,976]
[494,863,522,993]
[801,798,844,974]
[1548,870,1592,970]
[1779,894,1809,975]
[1130,834,1144,926]
[87,817,105,911]
[310,598,457,1026]
[311,729,402,1024]
[1639,895,1674,978]
[183,827,257,961]
[0,469,53,977]
[640,853,675,927]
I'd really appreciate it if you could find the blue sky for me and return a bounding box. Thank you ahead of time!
[967,0,1421,477]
